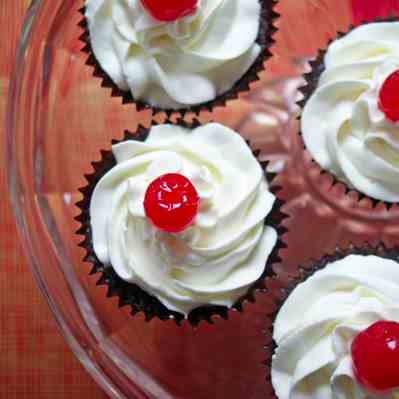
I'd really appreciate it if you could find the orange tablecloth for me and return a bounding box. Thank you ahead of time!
[0,2,108,398]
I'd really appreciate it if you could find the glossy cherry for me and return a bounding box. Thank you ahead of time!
[378,69,399,122]
[351,320,399,392]
[144,173,199,233]
[141,0,198,22]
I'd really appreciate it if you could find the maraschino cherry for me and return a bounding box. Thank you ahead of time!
[378,69,399,123]
[144,173,199,234]
[141,0,198,22]
[351,320,399,392]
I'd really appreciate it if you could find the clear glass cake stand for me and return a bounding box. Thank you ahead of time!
[6,1,399,398]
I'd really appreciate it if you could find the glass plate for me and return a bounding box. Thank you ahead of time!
[6,1,399,398]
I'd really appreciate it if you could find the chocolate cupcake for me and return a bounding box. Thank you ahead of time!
[299,18,399,208]
[78,0,279,116]
[75,121,286,325]
[265,244,399,399]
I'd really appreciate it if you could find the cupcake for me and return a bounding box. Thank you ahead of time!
[76,121,283,325]
[300,20,399,205]
[79,0,278,115]
[269,246,399,399]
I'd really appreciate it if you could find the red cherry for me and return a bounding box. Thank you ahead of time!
[141,0,198,22]
[351,320,399,392]
[378,69,399,122]
[144,173,199,233]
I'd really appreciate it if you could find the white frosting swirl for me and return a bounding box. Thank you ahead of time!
[90,123,277,315]
[302,22,399,202]
[85,0,261,109]
[272,255,399,399]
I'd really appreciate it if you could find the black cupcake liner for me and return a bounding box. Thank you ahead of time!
[297,15,399,211]
[78,0,280,118]
[263,242,399,398]
[75,119,288,326]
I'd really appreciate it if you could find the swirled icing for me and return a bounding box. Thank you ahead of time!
[272,254,399,399]
[85,0,261,109]
[302,22,399,202]
[90,123,277,315]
